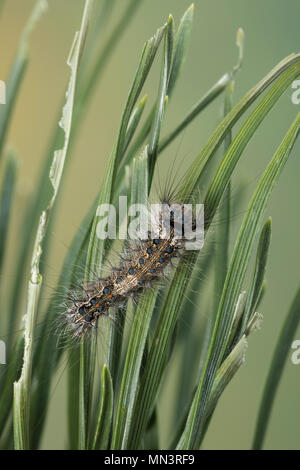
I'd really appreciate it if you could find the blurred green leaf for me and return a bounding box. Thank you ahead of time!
[240,217,272,334]
[92,365,113,450]
[0,1,5,15]
[167,4,194,96]
[78,0,142,108]
[0,0,47,161]
[111,288,158,449]
[0,0,47,343]
[0,151,18,278]
[252,285,300,449]
[148,16,174,181]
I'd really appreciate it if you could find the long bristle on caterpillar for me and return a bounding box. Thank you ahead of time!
[63,201,197,339]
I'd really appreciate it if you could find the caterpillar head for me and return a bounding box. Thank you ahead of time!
[65,295,108,338]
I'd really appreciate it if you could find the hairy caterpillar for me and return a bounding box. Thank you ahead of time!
[62,200,202,339]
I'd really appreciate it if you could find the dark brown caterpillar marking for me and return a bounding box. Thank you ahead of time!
[64,202,195,338]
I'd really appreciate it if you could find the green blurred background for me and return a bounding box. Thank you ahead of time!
[1,0,300,449]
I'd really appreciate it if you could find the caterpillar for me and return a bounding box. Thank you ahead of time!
[63,200,202,339]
